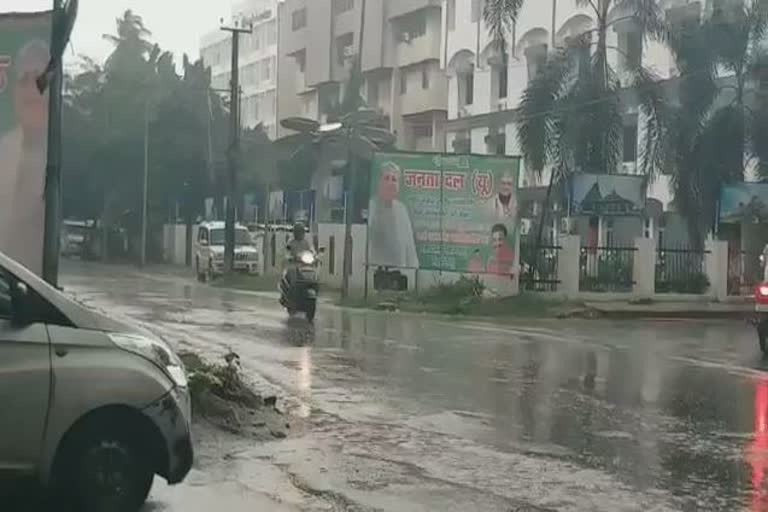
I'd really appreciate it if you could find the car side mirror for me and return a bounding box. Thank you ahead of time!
[319,247,326,254]
[10,281,30,326]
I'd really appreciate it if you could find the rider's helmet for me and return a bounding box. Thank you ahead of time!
[292,222,306,240]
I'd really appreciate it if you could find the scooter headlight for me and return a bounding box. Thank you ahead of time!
[299,251,316,265]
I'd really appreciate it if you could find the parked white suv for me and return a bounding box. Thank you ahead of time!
[195,221,259,280]
[0,250,192,511]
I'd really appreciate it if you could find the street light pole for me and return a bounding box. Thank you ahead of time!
[140,100,149,267]
[221,22,252,273]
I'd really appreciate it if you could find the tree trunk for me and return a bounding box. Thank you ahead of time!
[529,170,555,285]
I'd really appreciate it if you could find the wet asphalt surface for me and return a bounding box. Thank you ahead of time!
[14,261,768,511]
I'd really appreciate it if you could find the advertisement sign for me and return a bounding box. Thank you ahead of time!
[368,152,521,274]
[570,174,645,216]
[0,12,52,275]
[720,182,768,223]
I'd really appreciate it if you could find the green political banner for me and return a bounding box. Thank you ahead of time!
[368,152,521,274]
[0,11,52,275]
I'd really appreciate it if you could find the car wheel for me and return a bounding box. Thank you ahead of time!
[58,424,154,512]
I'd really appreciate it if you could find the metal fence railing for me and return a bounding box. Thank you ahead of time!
[579,245,636,293]
[655,244,710,294]
[520,244,561,292]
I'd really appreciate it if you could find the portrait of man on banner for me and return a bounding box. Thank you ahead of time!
[0,17,51,275]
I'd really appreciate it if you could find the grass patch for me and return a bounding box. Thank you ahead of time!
[210,273,278,292]
[340,276,584,318]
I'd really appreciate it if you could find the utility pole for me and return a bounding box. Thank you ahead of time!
[221,21,252,273]
[140,100,149,267]
[340,0,367,299]
[42,0,64,285]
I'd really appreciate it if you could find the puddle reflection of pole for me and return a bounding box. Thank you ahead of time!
[297,346,313,418]
[749,377,768,511]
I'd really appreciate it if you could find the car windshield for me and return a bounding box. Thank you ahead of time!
[210,229,252,246]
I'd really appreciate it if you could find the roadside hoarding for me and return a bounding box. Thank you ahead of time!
[0,11,52,275]
[368,152,521,274]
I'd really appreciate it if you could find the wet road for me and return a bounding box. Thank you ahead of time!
[46,263,768,510]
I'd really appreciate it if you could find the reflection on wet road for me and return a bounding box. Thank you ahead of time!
[44,264,768,510]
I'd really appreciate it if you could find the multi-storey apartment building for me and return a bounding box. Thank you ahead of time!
[200,0,279,138]
[277,0,448,152]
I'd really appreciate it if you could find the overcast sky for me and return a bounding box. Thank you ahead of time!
[6,0,233,66]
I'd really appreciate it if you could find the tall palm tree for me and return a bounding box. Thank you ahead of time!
[484,0,667,270]
[658,0,768,247]
[103,10,153,56]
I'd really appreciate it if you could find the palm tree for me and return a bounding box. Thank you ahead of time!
[484,0,667,272]
[103,10,153,57]
[659,0,768,247]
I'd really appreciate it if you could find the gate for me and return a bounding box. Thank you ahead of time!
[520,244,561,292]
[579,245,636,292]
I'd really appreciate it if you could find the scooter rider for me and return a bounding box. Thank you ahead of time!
[283,222,314,285]
[287,222,312,260]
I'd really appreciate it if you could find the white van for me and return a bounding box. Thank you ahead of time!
[0,251,192,511]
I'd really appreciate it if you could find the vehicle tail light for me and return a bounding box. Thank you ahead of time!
[756,283,768,304]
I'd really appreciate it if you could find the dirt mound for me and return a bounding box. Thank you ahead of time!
[180,350,291,439]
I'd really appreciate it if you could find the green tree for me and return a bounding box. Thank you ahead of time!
[658,0,768,246]
[485,0,667,270]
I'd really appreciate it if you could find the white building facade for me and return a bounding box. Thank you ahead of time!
[439,0,726,243]
[200,0,279,138]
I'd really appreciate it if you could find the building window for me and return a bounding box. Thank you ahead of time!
[496,131,506,155]
[464,65,475,105]
[447,0,456,31]
[337,32,354,65]
[295,49,306,73]
[422,66,430,89]
[400,71,408,94]
[618,30,642,71]
[486,130,506,155]
[398,10,427,42]
[333,0,354,15]
[623,123,638,164]
[453,133,471,153]
[292,8,307,31]
[471,0,484,23]
[498,56,508,99]
[525,44,548,82]
[413,125,433,138]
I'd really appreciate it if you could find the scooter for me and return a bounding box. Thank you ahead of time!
[279,250,320,322]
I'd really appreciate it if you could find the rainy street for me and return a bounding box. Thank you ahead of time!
[49,263,768,511]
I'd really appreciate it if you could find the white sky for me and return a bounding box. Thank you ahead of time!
[5,0,233,66]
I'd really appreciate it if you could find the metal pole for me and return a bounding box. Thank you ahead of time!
[42,0,64,285]
[221,23,252,274]
[140,100,149,267]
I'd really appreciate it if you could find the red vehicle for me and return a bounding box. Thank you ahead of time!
[755,283,768,354]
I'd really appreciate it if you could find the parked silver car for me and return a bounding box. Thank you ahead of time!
[0,251,193,511]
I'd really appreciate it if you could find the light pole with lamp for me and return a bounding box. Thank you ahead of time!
[280,112,394,299]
